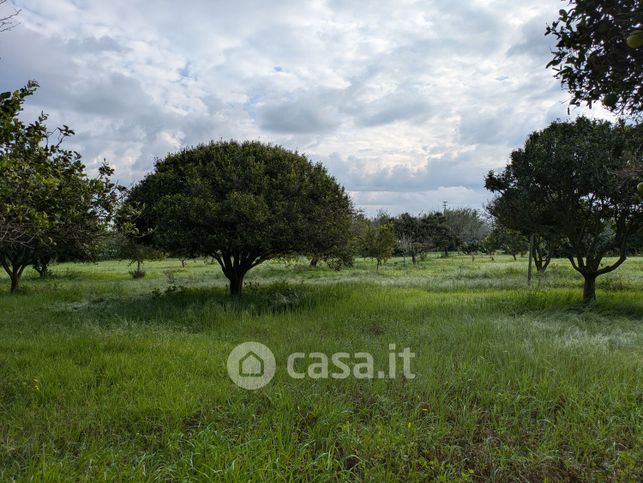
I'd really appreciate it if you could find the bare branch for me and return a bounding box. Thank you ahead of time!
[0,0,21,33]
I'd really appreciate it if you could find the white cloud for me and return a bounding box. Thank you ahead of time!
[1,0,615,215]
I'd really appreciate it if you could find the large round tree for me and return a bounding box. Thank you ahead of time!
[126,140,353,295]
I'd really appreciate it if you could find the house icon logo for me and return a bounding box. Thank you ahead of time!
[239,351,263,376]
[227,342,276,389]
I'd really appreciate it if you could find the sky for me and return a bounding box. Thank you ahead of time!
[0,0,614,215]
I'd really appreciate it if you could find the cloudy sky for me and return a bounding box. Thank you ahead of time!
[1,0,613,215]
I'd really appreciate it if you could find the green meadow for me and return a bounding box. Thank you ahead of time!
[0,255,641,481]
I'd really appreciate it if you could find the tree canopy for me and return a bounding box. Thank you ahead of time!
[360,218,396,270]
[546,0,643,118]
[125,140,353,295]
[486,117,642,301]
[0,81,120,291]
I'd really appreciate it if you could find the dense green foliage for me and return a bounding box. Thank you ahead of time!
[0,255,641,480]
[483,225,528,260]
[486,117,642,301]
[0,82,120,292]
[359,220,396,270]
[546,0,643,117]
[126,141,353,295]
[388,210,483,264]
[444,208,490,247]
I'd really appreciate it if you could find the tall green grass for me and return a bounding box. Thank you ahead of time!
[0,255,641,480]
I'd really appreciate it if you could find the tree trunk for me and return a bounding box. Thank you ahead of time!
[512,254,517,261]
[536,256,551,273]
[10,273,19,292]
[2,255,28,293]
[227,270,245,296]
[9,264,27,292]
[583,273,597,302]
[309,257,319,268]
[33,255,51,279]
[411,253,416,265]
[36,262,49,278]
[443,247,448,257]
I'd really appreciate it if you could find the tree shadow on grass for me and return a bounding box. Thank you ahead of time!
[502,289,643,323]
[60,281,337,331]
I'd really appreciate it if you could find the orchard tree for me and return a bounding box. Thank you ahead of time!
[486,167,560,272]
[0,82,120,291]
[486,117,642,301]
[483,225,528,260]
[393,212,426,265]
[31,160,119,278]
[302,176,353,270]
[460,239,485,262]
[121,240,166,278]
[361,221,396,271]
[444,208,490,248]
[422,212,458,257]
[531,236,558,273]
[125,140,353,295]
[546,0,643,117]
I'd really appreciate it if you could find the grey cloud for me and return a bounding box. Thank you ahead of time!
[458,109,533,147]
[352,90,433,127]
[257,95,341,134]
[507,15,556,61]
[320,149,499,194]
[67,36,124,54]
[2,0,614,215]
[72,74,156,117]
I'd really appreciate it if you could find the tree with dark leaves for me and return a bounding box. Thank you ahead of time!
[125,140,353,296]
[546,0,643,118]
[486,117,642,302]
[0,82,121,291]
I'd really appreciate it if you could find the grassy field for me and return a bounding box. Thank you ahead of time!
[0,254,641,481]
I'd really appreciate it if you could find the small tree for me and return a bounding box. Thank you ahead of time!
[444,208,490,249]
[393,213,427,265]
[531,236,557,274]
[486,118,642,301]
[125,141,353,295]
[121,240,165,278]
[460,239,485,262]
[483,224,528,261]
[421,212,458,257]
[361,222,396,271]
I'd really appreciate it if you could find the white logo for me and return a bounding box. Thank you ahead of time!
[227,342,415,390]
[227,342,276,390]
